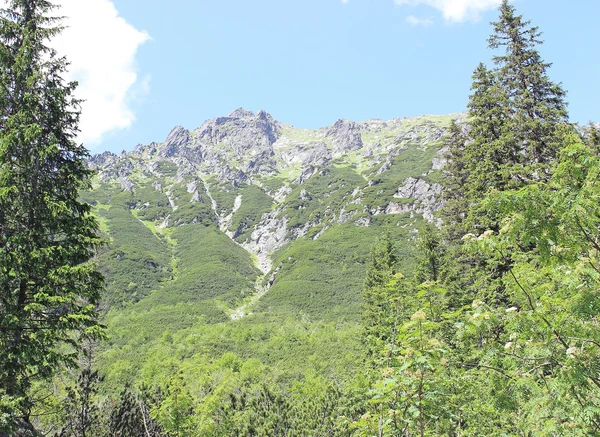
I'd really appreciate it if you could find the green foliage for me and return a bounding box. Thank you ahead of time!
[261,224,416,321]
[169,181,217,226]
[358,311,450,437]
[130,182,172,222]
[461,131,600,434]
[401,3,600,434]
[77,117,449,435]
[99,225,262,388]
[56,355,103,437]
[443,0,568,242]
[154,160,179,178]
[489,0,567,168]
[362,235,404,362]
[440,0,571,327]
[108,384,163,437]
[98,201,172,306]
[206,179,239,215]
[362,146,443,212]
[364,234,397,289]
[283,166,366,230]
[154,374,195,436]
[358,235,461,436]
[14,3,593,433]
[0,0,104,431]
[414,225,444,284]
[359,50,598,437]
[167,225,260,304]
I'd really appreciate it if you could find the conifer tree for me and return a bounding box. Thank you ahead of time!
[442,62,515,306]
[433,3,592,433]
[414,224,444,284]
[443,0,568,240]
[440,119,468,244]
[441,1,570,308]
[363,233,396,289]
[0,0,103,431]
[489,0,568,172]
[361,234,402,359]
[108,385,163,437]
[444,63,509,240]
[585,122,600,154]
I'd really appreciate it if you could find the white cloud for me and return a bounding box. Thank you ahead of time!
[341,0,349,4]
[49,0,150,147]
[406,15,434,27]
[395,0,501,22]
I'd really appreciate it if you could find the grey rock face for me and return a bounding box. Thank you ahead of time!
[278,142,332,169]
[431,146,448,171]
[89,151,117,168]
[393,177,444,221]
[228,108,255,119]
[325,119,363,154]
[216,165,248,187]
[303,142,332,167]
[245,149,278,175]
[242,210,289,273]
[120,177,133,192]
[89,110,460,261]
[295,166,318,185]
[197,109,280,149]
[160,126,190,158]
[384,203,413,215]
[193,109,280,178]
[299,189,311,201]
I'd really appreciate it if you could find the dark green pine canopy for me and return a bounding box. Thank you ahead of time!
[0,0,103,431]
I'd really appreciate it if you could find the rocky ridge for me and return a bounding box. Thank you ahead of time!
[89,109,459,315]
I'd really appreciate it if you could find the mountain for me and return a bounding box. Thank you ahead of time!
[83,108,458,389]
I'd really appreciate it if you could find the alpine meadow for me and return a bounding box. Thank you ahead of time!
[1,0,599,436]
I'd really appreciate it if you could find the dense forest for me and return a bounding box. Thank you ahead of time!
[1,0,600,436]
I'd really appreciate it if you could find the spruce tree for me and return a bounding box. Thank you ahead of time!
[442,64,510,246]
[442,63,515,305]
[443,0,568,240]
[440,119,468,245]
[0,0,103,431]
[361,234,404,362]
[441,1,570,303]
[363,233,396,289]
[414,224,444,284]
[435,3,583,432]
[489,0,568,172]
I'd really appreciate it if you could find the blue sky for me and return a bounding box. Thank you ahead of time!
[53,0,600,153]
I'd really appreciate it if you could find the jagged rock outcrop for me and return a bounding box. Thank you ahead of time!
[325,119,363,154]
[392,177,444,221]
[278,141,332,169]
[89,110,459,270]
[160,126,190,158]
[431,146,448,171]
[242,210,289,273]
[193,108,280,177]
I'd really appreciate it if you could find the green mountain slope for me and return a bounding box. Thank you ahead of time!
[86,109,457,391]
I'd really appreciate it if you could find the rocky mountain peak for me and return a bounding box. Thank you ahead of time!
[325,118,363,154]
[160,125,191,158]
[256,109,270,121]
[228,107,256,119]
[90,111,459,189]
[87,111,457,279]
[196,109,280,153]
